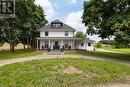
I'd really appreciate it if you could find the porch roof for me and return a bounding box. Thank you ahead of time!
[37,37,84,40]
[37,37,95,43]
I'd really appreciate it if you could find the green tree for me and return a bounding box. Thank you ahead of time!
[82,0,130,39]
[75,32,87,47]
[0,19,6,47]
[75,32,86,38]
[112,20,130,48]
[2,18,20,52]
[100,40,114,45]
[0,0,47,51]
[15,0,47,49]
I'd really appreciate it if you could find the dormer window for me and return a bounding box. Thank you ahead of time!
[45,31,48,36]
[51,23,63,28]
[51,20,63,28]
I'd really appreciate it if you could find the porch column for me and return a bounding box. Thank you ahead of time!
[72,40,75,50]
[48,40,51,48]
[60,40,63,49]
[37,39,38,50]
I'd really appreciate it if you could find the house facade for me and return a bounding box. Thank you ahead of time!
[36,20,94,50]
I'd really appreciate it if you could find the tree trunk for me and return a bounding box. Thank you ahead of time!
[23,44,26,50]
[10,43,12,51]
[10,43,15,52]
[27,36,29,49]
[11,43,15,52]
[23,37,26,50]
[30,36,32,49]
[31,38,35,49]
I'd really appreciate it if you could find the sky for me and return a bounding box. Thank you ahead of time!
[35,0,102,42]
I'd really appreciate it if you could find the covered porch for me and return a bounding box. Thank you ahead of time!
[36,37,77,50]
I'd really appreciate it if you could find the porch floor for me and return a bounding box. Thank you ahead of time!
[47,50,64,55]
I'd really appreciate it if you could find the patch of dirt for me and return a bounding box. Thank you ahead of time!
[83,72,96,79]
[63,66,82,74]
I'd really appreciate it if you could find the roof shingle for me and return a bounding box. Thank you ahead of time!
[38,19,76,32]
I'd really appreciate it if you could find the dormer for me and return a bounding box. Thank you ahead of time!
[38,19,76,32]
[51,20,63,28]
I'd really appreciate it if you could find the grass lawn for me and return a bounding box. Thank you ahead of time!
[102,45,130,54]
[65,51,130,61]
[0,50,43,60]
[0,58,130,87]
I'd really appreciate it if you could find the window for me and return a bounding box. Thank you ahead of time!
[88,43,91,47]
[51,22,63,28]
[65,32,68,36]
[81,43,84,46]
[45,31,48,36]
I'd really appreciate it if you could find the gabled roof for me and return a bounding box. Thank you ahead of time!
[38,19,76,32]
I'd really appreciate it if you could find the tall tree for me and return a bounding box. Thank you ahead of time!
[82,0,130,39]
[16,0,47,49]
[0,19,6,47]
[0,0,47,51]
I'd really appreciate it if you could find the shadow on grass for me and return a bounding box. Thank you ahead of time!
[0,49,42,60]
[65,50,130,61]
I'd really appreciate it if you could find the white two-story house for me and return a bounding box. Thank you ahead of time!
[36,19,94,50]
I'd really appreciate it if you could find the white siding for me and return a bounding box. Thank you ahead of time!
[77,41,94,51]
[40,31,74,37]
[85,43,94,50]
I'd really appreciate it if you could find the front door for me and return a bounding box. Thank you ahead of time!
[53,41,60,50]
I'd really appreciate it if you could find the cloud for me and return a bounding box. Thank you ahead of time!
[68,0,77,4]
[35,0,56,21]
[64,11,102,42]
[64,11,86,32]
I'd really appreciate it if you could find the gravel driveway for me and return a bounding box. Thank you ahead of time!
[0,53,130,66]
[0,53,130,87]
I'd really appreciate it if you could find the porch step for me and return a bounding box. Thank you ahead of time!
[47,50,62,55]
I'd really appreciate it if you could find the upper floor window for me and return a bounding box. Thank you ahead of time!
[88,43,91,47]
[45,31,48,36]
[65,32,68,36]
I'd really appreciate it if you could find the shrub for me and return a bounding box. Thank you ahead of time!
[114,42,128,48]
[48,48,51,52]
[61,48,64,52]
[96,42,102,48]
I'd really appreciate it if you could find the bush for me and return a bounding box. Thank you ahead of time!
[48,48,51,52]
[114,42,128,48]
[96,42,102,48]
[61,48,64,52]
